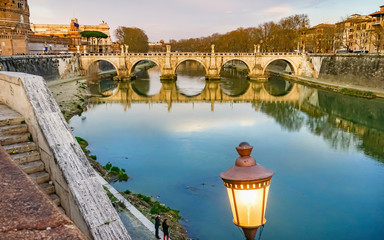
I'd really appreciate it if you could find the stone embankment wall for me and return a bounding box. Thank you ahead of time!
[309,54,384,87]
[0,55,81,80]
[0,72,131,240]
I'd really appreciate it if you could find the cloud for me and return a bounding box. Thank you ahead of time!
[264,6,292,15]
[171,116,266,133]
[29,5,55,21]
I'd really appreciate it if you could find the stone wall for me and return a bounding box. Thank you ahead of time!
[0,35,29,56]
[0,72,131,240]
[309,54,384,87]
[0,55,80,80]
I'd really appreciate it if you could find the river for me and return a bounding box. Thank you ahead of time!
[69,61,384,240]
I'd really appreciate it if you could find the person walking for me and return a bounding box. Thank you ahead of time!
[162,219,169,240]
[154,215,161,239]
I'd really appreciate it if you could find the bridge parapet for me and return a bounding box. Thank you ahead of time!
[81,51,303,57]
[79,51,313,81]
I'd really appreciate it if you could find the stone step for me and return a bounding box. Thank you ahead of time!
[0,133,30,146]
[20,160,45,174]
[11,151,40,165]
[39,182,55,195]
[3,142,38,155]
[29,171,50,184]
[49,194,61,206]
[0,105,24,126]
[0,124,28,136]
[0,115,25,127]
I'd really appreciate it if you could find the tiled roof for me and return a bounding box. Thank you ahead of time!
[370,11,384,16]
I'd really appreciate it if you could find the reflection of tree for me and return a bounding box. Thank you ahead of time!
[306,115,359,150]
[259,103,305,132]
[264,75,294,97]
[300,90,384,162]
[359,128,384,162]
[259,89,384,162]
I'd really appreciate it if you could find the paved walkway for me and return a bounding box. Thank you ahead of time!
[0,145,87,239]
[281,72,384,98]
[96,174,168,240]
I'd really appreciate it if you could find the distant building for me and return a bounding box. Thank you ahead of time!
[301,24,335,53]
[30,18,113,53]
[148,40,166,52]
[369,5,384,52]
[336,14,375,53]
[0,0,31,55]
[0,0,69,55]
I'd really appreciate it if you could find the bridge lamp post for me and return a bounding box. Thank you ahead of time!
[220,142,274,240]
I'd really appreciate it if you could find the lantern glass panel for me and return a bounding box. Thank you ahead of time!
[226,185,270,227]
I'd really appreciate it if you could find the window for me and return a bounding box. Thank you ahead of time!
[17,0,24,9]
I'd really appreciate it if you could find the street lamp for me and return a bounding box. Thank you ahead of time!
[220,142,274,240]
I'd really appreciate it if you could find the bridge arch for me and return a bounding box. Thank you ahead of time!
[175,59,208,75]
[129,59,162,74]
[220,58,252,73]
[84,58,120,76]
[263,57,298,75]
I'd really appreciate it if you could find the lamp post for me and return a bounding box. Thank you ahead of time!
[220,142,274,240]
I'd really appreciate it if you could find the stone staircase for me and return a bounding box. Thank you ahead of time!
[0,104,60,207]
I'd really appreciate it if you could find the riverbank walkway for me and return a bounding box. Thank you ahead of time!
[0,103,166,240]
[97,174,170,240]
[280,72,384,98]
[0,145,87,239]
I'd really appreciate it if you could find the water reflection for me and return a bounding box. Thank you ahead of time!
[220,60,250,96]
[88,77,117,96]
[90,75,384,163]
[91,78,299,114]
[176,61,206,96]
[264,74,294,96]
[132,61,161,96]
[258,90,384,162]
[75,67,384,239]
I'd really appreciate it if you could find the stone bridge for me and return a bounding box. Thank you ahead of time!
[90,80,315,112]
[79,45,318,81]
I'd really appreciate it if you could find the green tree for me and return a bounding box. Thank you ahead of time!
[168,14,309,53]
[115,27,149,52]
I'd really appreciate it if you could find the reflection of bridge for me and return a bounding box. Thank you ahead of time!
[80,45,317,81]
[90,80,315,111]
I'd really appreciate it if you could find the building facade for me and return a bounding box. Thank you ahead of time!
[0,0,70,55]
[369,5,384,52]
[30,18,113,53]
[0,0,30,55]
[301,24,335,53]
[300,5,384,54]
[337,14,375,53]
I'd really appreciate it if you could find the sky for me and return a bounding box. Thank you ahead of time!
[29,0,382,42]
